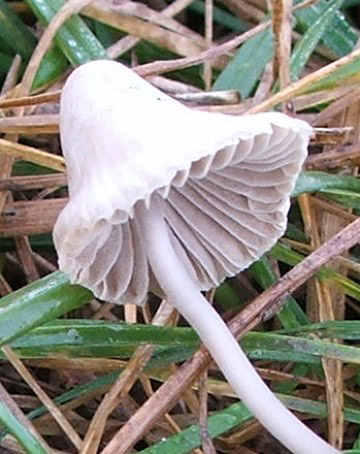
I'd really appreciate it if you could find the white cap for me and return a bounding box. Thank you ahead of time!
[54,60,312,305]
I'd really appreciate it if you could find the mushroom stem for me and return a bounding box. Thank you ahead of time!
[137,197,340,454]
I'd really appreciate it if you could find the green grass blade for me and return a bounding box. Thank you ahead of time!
[190,1,248,32]
[215,282,244,310]
[9,319,197,351]
[6,321,360,367]
[293,171,360,196]
[0,234,54,254]
[285,394,360,423]
[139,394,360,454]
[270,243,360,301]
[0,0,67,89]
[279,320,360,340]
[6,319,198,361]
[0,52,15,75]
[25,0,107,88]
[26,370,121,420]
[26,0,107,63]
[212,28,273,98]
[0,0,37,59]
[47,0,107,61]
[319,188,360,209]
[302,53,360,93]
[140,401,252,454]
[295,0,358,57]
[250,257,307,328]
[0,272,92,347]
[0,370,122,440]
[294,170,360,209]
[291,0,344,81]
[242,332,360,364]
[0,399,48,454]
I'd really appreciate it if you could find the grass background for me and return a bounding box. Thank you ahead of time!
[1,0,360,452]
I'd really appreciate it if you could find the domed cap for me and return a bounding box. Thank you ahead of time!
[54,60,312,305]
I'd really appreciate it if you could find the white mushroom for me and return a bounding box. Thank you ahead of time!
[53,60,339,454]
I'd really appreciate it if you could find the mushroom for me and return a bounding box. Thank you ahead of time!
[53,60,339,454]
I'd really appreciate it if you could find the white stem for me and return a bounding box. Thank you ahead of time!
[137,198,340,454]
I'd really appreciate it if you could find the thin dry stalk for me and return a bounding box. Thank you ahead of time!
[80,301,175,454]
[305,144,360,170]
[1,55,41,300]
[203,0,214,90]
[0,380,54,453]
[0,55,23,213]
[246,47,360,113]
[198,372,216,454]
[18,0,96,100]
[0,138,65,172]
[132,0,323,78]
[298,194,344,448]
[0,272,12,295]
[32,252,57,273]
[0,91,61,110]
[0,115,59,135]
[14,236,40,283]
[83,1,205,58]
[106,0,197,60]
[136,22,269,77]
[1,55,22,96]
[314,86,360,126]
[2,346,83,450]
[251,61,274,106]
[218,0,265,23]
[0,174,66,191]
[272,0,292,111]
[294,85,357,113]
[124,304,137,323]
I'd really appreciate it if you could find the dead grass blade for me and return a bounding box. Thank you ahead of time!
[0,380,54,453]
[18,0,96,99]
[106,0,198,59]
[1,55,22,95]
[0,91,61,110]
[83,1,206,58]
[0,198,66,236]
[272,0,292,109]
[2,345,83,450]
[0,138,65,172]
[298,193,344,448]
[80,301,175,454]
[203,0,214,90]
[0,115,59,135]
[0,174,66,191]
[246,47,360,113]
[85,8,203,58]
[136,22,269,77]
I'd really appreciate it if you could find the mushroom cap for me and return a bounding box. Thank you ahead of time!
[54,60,312,305]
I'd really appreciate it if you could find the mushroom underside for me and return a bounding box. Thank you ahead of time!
[58,127,304,305]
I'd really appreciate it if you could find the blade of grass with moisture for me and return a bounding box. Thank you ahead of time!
[0,0,68,89]
[295,0,357,57]
[291,0,345,81]
[0,271,92,347]
[139,395,360,454]
[212,28,273,97]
